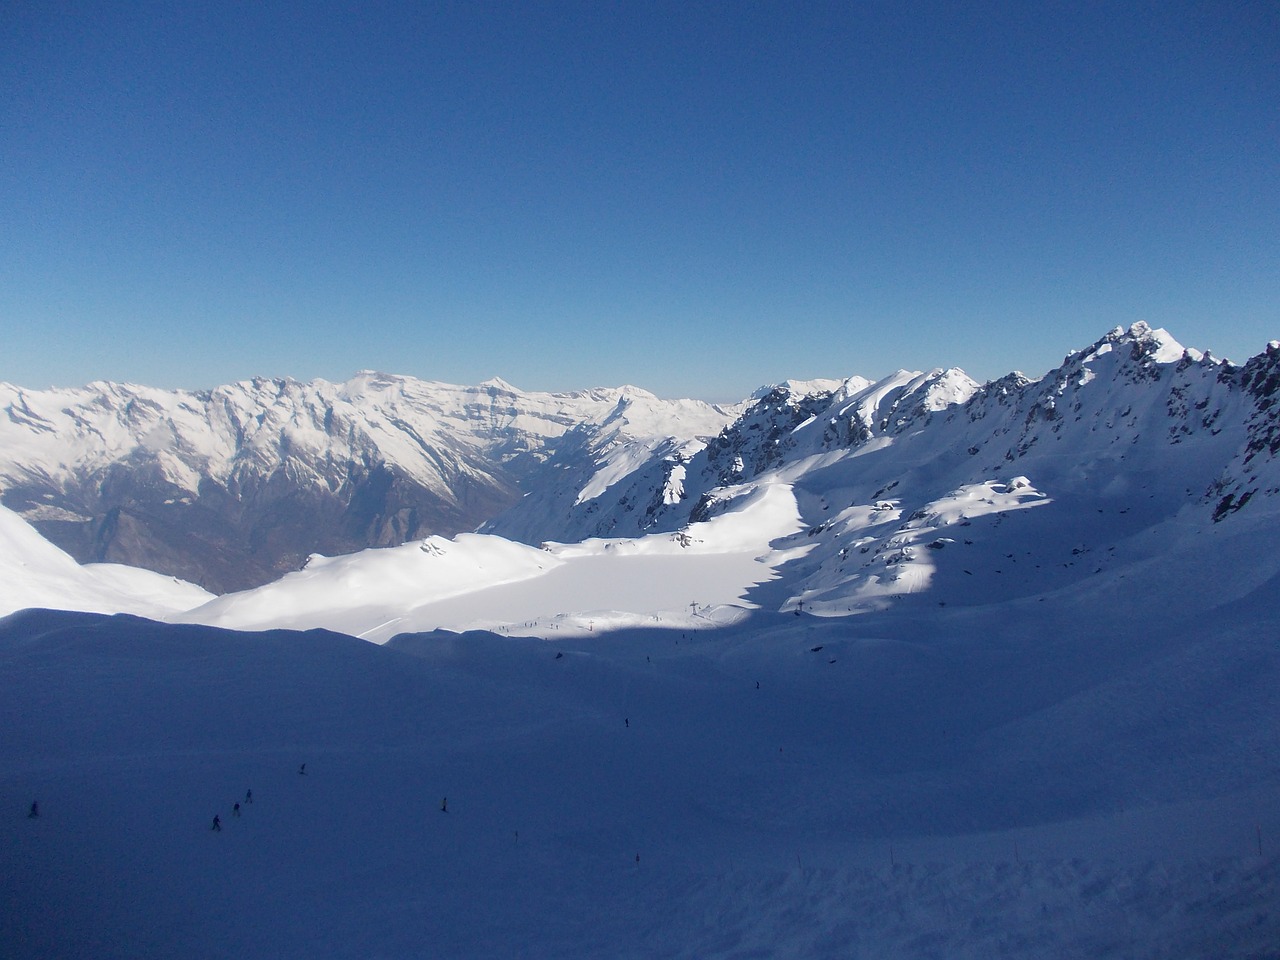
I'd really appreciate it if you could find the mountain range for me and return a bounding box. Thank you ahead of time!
[5,322,1279,605]
[3,322,1279,958]
[0,373,737,591]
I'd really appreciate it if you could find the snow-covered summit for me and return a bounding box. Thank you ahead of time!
[749,377,849,401]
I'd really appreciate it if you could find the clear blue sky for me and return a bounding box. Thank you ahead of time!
[2,1,1276,400]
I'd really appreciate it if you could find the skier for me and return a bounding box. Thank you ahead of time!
[245,788,253,804]
[28,800,38,818]
[440,797,448,813]
[233,802,241,817]
[298,763,306,775]
[211,815,222,832]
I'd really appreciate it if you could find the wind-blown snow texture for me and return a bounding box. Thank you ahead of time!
[2,324,1279,958]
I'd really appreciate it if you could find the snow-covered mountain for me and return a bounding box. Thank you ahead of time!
[4,322,1280,957]
[0,502,213,619]
[0,373,738,591]
[9,321,1280,620]
[131,321,1278,651]
[477,322,1280,617]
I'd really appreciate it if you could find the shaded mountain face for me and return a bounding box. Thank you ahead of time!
[0,373,737,592]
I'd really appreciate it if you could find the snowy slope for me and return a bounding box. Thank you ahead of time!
[2,595,1277,959]
[0,504,212,618]
[480,323,1278,622]
[175,480,804,642]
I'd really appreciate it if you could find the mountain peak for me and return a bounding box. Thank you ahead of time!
[1062,322,1190,377]
[750,378,846,402]
[1108,321,1186,363]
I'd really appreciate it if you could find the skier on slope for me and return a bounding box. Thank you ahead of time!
[211,815,222,832]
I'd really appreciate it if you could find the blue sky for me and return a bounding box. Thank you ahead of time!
[2,1,1276,400]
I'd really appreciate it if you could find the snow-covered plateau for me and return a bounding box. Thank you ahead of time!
[2,323,1279,958]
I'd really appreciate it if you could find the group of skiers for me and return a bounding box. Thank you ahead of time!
[211,787,254,831]
[206,761,452,832]
[26,786,259,831]
[28,761,454,834]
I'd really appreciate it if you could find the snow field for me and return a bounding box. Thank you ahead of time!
[3,604,1278,959]
[175,478,808,641]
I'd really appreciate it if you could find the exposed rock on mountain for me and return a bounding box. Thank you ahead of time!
[482,323,1280,617]
[0,374,736,591]
[6,323,1280,608]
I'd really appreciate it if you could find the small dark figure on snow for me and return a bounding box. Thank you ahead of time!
[28,800,38,818]
[624,718,629,728]
[211,815,222,832]
[298,763,306,775]
[245,789,253,804]
[233,802,241,817]
[440,797,448,813]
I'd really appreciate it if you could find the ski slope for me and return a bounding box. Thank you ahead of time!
[2,484,1279,958]
[2,597,1276,959]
